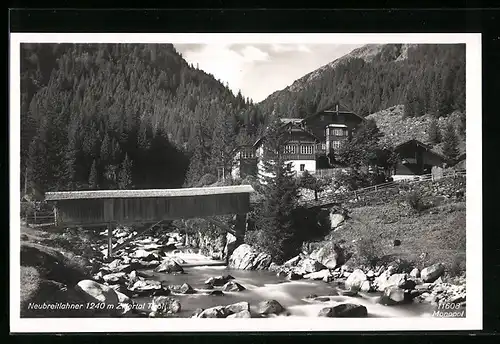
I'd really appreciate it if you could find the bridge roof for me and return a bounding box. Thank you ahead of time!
[45,185,255,201]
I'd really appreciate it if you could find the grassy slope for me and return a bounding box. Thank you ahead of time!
[20,225,98,317]
[313,177,466,276]
[366,105,466,156]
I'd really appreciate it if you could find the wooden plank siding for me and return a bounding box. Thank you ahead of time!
[46,186,253,227]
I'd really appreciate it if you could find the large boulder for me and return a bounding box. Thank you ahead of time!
[257,299,285,315]
[345,269,367,291]
[153,257,184,274]
[295,257,326,275]
[329,213,345,230]
[309,244,345,269]
[75,280,120,315]
[421,263,445,283]
[318,303,368,317]
[225,301,250,314]
[228,244,272,270]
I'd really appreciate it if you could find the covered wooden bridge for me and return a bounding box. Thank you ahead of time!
[44,185,254,258]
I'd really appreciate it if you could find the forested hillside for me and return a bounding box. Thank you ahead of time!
[258,44,465,120]
[20,43,266,193]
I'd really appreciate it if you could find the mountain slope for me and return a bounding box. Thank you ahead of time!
[366,105,466,156]
[20,43,266,192]
[258,43,465,120]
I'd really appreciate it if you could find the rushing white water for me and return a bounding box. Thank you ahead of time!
[133,250,435,318]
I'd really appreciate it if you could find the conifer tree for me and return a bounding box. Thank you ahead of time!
[428,117,442,145]
[252,119,300,263]
[442,122,460,163]
[88,159,99,189]
[118,153,133,189]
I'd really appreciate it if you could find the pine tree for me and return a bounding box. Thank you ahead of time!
[442,122,460,163]
[427,117,442,145]
[252,119,300,263]
[118,153,133,189]
[88,159,99,189]
[336,118,383,168]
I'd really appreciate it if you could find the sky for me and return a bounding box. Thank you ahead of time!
[174,43,364,103]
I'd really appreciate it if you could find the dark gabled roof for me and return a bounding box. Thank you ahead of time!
[302,102,365,123]
[253,122,321,148]
[45,185,255,201]
[394,139,447,160]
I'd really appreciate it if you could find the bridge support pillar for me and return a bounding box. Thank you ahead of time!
[107,222,113,259]
[234,213,247,247]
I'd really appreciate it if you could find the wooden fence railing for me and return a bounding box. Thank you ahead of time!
[299,169,466,208]
[24,212,56,227]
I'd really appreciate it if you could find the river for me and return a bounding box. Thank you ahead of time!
[130,249,436,318]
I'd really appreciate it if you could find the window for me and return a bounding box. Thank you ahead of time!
[300,144,314,155]
[284,144,297,154]
[241,149,255,159]
[300,164,305,172]
[329,128,346,136]
[331,141,342,149]
[321,143,326,150]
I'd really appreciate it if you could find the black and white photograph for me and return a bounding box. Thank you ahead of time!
[9,33,482,332]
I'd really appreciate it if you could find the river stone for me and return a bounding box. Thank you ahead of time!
[205,275,234,287]
[339,289,359,297]
[150,296,181,315]
[102,272,127,284]
[387,273,409,289]
[304,269,332,280]
[198,306,228,318]
[345,269,367,291]
[314,296,333,302]
[223,281,245,292]
[360,280,372,292]
[169,283,195,294]
[379,286,406,305]
[318,303,368,318]
[225,301,250,314]
[410,268,420,278]
[154,257,184,274]
[283,255,302,267]
[134,260,161,269]
[227,310,251,318]
[287,271,303,280]
[329,213,345,229]
[207,290,224,296]
[129,279,163,295]
[257,300,285,315]
[421,263,445,283]
[130,249,159,261]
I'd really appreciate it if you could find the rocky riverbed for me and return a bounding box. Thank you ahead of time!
[63,226,466,319]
